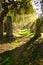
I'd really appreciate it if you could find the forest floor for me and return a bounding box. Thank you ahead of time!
[0,33,43,65]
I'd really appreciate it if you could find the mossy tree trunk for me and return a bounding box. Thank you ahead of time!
[0,2,3,36]
[0,22,3,36]
[6,16,13,37]
[0,8,9,36]
[35,18,41,37]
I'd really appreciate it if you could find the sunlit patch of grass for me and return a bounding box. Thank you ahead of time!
[39,59,43,65]
[12,33,34,49]
[13,28,30,37]
[13,28,34,37]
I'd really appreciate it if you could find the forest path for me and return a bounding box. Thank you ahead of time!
[0,33,43,65]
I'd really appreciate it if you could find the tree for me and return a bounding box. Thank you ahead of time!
[35,18,41,37]
[0,0,21,36]
[32,0,43,37]
[0,1,3,36]
[0,0,34,36]
[6,16,13,37]
[0,0,10,36]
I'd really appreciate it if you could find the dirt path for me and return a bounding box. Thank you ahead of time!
[0,34,43,65]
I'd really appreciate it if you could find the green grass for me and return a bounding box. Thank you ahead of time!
[13,28,35,38]
[0,10,43,65]
[14,28,30,37]
[0,34,43,65]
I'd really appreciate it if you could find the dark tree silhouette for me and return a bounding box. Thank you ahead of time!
[0,0,21,36]
[0,0,10,36]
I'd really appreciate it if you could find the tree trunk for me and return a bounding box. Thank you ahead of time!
[35,18,41,37]
[0,22,3,36]
[0,2,3,36]
[6,16,13,37]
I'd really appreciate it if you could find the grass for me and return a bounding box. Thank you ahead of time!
[0,33,43,65]
[0,10,43,65]
[13,28,30,37]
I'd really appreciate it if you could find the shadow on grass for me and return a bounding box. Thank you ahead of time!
[0,33,34,44]
[0,35,43,65]
[0,35,16,44]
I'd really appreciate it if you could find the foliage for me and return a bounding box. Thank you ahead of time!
[20,0,34,14]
